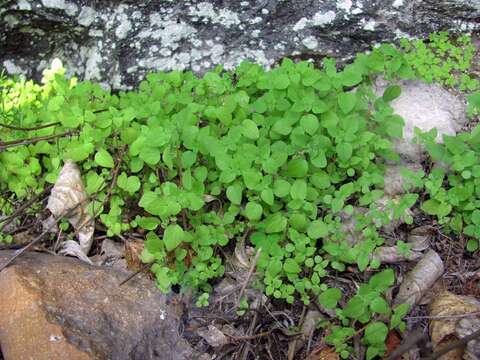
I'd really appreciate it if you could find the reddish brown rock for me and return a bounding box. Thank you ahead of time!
[0,251,196,360]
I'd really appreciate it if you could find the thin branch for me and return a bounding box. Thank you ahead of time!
[0,121,60,131]
[118,262,152,286]
[0,130,78,151]
[227,329,301,342]
[237,247,262,308]
[406,311,480,321]
[425,327,480,360]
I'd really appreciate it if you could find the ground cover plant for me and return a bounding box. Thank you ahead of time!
[0,31,479,358]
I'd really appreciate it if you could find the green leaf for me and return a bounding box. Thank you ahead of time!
[467,239,479,252]
[242,119,260,140]
[94,149,115,168]
[344,296,367,319]
[311,151,327,168]
[163,224,184,252]
[135,216,160,230]
[364,322,388,345]
[338,92,356,114]
[370,297,390,315]
[139,147,161,165]
[264,213,287,233]
[307,220,328,239]
[65,143,94,162]
[273,74,290,89]
[274,179,291,198]
[391,303,409,329]
[272,119,292,135]
[289,213,308,231]
[382,85,401,102]
[369,269,394,292]
[319,288,342,309]
[285,158,309,178]
[245,202,263,221]
[290,179,307,200]
[261,188,274,205]
[283,258,301,273]
[48,95,65,112]
[421,199,452,217]
[118,173,141,194]
[226,183,243,205]
[336,143,353,161]
[300,114,319,135]
[342,66,363,87]
[182,151,197,168]
[471,210,480,225]
[145,232,162,254]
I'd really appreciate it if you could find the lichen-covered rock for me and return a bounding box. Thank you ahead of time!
[1,0,479,89]
[0,251,197,360]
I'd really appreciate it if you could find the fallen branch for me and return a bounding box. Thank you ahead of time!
[0,121,60,131]
[0,130,78,151]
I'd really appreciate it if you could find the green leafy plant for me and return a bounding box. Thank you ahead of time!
[325,269,409,359]
[401,32,479,91]
[1,31,478,357]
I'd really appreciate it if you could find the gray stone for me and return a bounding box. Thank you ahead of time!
[383,162,423,196]
[1,0,479,89]
[196,325,229,348]
[0,250,197,360]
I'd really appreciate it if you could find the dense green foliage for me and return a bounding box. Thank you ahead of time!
[1,32,479,358]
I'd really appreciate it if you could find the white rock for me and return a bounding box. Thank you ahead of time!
[376,79,467,162]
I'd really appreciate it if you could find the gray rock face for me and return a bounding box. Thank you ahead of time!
[1,0,479,89]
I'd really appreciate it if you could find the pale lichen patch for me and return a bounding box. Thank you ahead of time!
[337,0,353,13]
[114,7,132,39]
[77,7,96,27]
[392,0,404,8]
[293,10,336,31]
[41,0,78,16]
[302,36,318,50]
[362,19,376,31]
[17,0,31,10]
[188,2,240,28]
[2,60,23,74]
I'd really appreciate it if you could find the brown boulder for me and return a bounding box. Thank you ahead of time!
[0,251,196,360]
